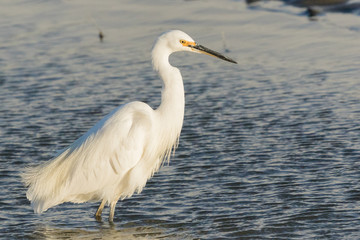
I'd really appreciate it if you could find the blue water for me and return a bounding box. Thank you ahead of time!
[1,0,360,239]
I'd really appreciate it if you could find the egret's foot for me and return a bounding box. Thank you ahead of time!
[95,199,106,221]
[95,214,102,222]
[108,201,117,222]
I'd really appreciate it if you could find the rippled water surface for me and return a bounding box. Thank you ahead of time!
[1,0,360,239]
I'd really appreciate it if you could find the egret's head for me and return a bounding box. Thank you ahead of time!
[164,30,237,64]
[158,30,196,53]
[152,30,237,70]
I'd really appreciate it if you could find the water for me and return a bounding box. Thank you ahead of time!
[1,0,360,239]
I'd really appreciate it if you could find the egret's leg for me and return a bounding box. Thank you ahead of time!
[95,199,106,220]
[109,201,117,222]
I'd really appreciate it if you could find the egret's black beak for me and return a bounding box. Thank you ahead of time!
[190,44,237,64]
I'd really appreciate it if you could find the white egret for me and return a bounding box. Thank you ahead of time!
[22,30,237,222]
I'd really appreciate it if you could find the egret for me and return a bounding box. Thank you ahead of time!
[22,30,237,222]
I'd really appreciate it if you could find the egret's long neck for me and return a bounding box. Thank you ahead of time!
[152,44,185,139]
[157,62,185,115]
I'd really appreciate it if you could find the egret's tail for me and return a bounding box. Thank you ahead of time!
[21,153,72,214]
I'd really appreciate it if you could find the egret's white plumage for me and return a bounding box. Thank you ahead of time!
[22,30,236,222]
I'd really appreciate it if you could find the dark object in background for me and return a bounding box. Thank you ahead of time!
[290,0,349,7]
[245,0,360,18]
[246,0,349,5]
[246,0,262,4]
[99,31,104,42]
[307,3,360,17]
[306,7,322,18]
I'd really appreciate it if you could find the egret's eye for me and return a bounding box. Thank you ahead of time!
[180,40,187,45]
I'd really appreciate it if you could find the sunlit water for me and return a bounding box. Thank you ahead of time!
[1,0,360,239]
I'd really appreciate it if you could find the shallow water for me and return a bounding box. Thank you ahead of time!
[1,0,360,239]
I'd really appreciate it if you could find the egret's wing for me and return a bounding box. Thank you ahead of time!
[65,101,153,186]
[24,102,154,212]
[72,103,151,170]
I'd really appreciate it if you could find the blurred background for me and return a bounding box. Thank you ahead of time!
[1,0,360,239]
